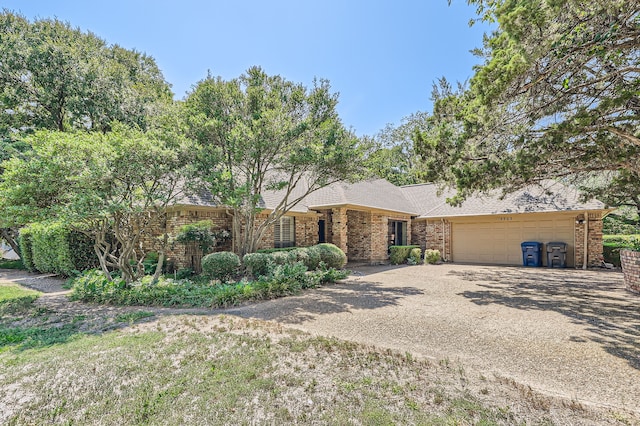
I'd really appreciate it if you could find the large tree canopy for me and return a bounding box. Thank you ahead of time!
[0,11,172,135]
[363,111,428,186]
[0,127,191,283]
[186,66,362,256]
[417,0,639,203]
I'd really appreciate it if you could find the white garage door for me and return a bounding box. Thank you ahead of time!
[452,218,574,266]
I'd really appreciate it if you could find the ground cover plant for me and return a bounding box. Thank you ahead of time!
[70,244,350,308]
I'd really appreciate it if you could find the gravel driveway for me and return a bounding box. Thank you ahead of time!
[3,264,639,416]
[226,263,640,415]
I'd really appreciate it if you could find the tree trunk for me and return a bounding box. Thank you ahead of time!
[0,227,21,258]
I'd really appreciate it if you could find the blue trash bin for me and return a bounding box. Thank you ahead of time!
[521,242,543,267]
[546,242,567,268]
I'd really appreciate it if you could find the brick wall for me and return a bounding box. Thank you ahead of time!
[621,250,640,293]
[347,210,371,260]
[416,219,451,261]
[164,209,233,271]
[574,212,604,268]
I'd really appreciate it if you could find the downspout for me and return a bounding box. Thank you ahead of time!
[583,211,588,270]
[441,218,446,262]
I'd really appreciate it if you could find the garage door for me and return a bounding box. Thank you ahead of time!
[452,218,574,266]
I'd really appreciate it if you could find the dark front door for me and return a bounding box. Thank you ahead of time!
[318,219,326,243]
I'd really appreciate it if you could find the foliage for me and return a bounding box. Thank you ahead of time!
[174,268,194,280]
[0,128,192,283]
[185,66,363,256]
[17,227,35,272]
[256,247,299,254]
[242,252,273,278]
[0,11,172,134]
[301,246,322,270]
[70,267,347,308]
[417,1,640,204]
[315,243,348,269]
[408,248,422,265]
[389,245,421,265]
[362,112,429,186]
[0,259,23,269]
[603,235,640,266]
[175,220,230,255]
[269,250,297,266]
[201,251,241,282]
[424,249,442,265]
[603,209,640,235]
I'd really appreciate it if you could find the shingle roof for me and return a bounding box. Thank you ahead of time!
[401,180,606,219]
[176,178,606,217]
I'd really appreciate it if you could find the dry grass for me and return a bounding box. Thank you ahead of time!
[0,280,637,425]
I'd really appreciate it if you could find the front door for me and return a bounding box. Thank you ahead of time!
[318,219,326,243]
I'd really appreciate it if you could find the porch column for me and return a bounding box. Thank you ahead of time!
[331,207,348,257]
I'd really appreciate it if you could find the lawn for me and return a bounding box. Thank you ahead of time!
[0,282,632,425]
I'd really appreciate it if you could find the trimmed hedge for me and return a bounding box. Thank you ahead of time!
[202,251,241,282]
[389,245,420,265]
[18,223,97,276]
[243,252,272,278]
[315,243,347,268]
[256,247,298,254]
[18,227,35,272]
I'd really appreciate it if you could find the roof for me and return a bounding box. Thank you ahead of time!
[401,180,606,219]
[176,177,606,218]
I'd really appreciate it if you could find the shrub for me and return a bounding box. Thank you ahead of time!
[201,251,240,282]
[175,268,193,280]
[18,223,97,276]
[424,249,441,265]
[269,250,297,265]
[257,247,298,254]
[389,245,420,265]
[408,248,422,264]
[315,243,347,269]
[70,266,348,308]
[303,246,322,270]
[18,228,35,272]
[243,252,272,278]
[175,221,230,254]
[603,234,640,266]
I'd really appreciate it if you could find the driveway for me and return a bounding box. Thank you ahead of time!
[226,263,640,414]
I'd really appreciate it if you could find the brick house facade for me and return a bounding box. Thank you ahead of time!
[157,179,609,269]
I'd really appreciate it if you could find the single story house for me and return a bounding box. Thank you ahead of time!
[163,179,609,269]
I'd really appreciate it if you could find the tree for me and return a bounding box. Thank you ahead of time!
[0,11,172,135]
[0,128,191,283]
[363,112,428,186]
[417,1,640,203]
[185,66,362,256]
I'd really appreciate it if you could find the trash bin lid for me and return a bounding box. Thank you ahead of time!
[546,242,567,252]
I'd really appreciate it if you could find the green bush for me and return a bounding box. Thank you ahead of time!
[303,246,322,270]
[389,245,420,265]
[201,251,240,282]
[603,234,640,266]
[408,248,422,265]
[18,228,35,272]
[175,268,193,280]
[269,250,297,265]
[424,249,441,265]
[257,247,298,254]
[70,266,348,308]
[243,252,272,278]
[18,223,97,276]
[315,243,347,269]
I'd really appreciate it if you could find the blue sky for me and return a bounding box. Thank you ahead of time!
[2,1,491,137]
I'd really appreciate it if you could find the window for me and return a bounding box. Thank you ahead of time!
[274,216,295,248]
[388,220,407,246]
